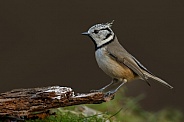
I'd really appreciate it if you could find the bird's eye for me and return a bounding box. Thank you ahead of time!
[94,30,99,34]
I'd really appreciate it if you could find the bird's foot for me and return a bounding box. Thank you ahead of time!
[104,90,116,97]
[90,89,116,97]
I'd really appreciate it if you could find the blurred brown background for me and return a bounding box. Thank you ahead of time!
[0,0,183,113]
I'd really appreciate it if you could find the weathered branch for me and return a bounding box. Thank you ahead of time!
[0,86,114,120]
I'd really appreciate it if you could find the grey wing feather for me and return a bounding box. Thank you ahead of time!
[132,56,154,75]
[106,38,173,89]
[106,41,148,81]
[123,57,148,80]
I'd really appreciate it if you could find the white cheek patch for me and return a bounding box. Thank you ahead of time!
[99,34,106,39]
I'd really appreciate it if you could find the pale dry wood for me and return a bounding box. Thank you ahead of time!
[0,86,114,120]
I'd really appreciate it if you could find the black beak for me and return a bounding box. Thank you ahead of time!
[81,32,89,35]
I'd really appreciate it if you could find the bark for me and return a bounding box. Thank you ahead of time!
[0,86,114,120]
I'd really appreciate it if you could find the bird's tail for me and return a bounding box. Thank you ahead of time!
[144,72,173,89]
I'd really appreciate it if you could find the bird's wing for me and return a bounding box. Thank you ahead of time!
[131,56,154,75]
[106,41,173,89]
[106,44,149,81]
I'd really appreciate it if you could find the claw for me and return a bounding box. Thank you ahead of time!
[104,90,116,97]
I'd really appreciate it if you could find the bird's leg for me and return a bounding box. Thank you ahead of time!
[91,78,127,96]
[90,81,114,92]
[103,78,127,96]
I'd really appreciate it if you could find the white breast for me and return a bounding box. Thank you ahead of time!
[95,48,108,70]
[95,47,126,79]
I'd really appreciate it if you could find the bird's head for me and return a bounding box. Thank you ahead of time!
[82,20,115,49]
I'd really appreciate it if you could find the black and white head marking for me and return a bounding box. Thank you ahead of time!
[83,21,115,50]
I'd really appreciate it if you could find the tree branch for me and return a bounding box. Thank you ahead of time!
[0,86,114,120]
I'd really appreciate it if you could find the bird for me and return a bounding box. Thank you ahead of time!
[82,21,173,95]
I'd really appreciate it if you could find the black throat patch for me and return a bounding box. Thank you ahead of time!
[95,35,115,51]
